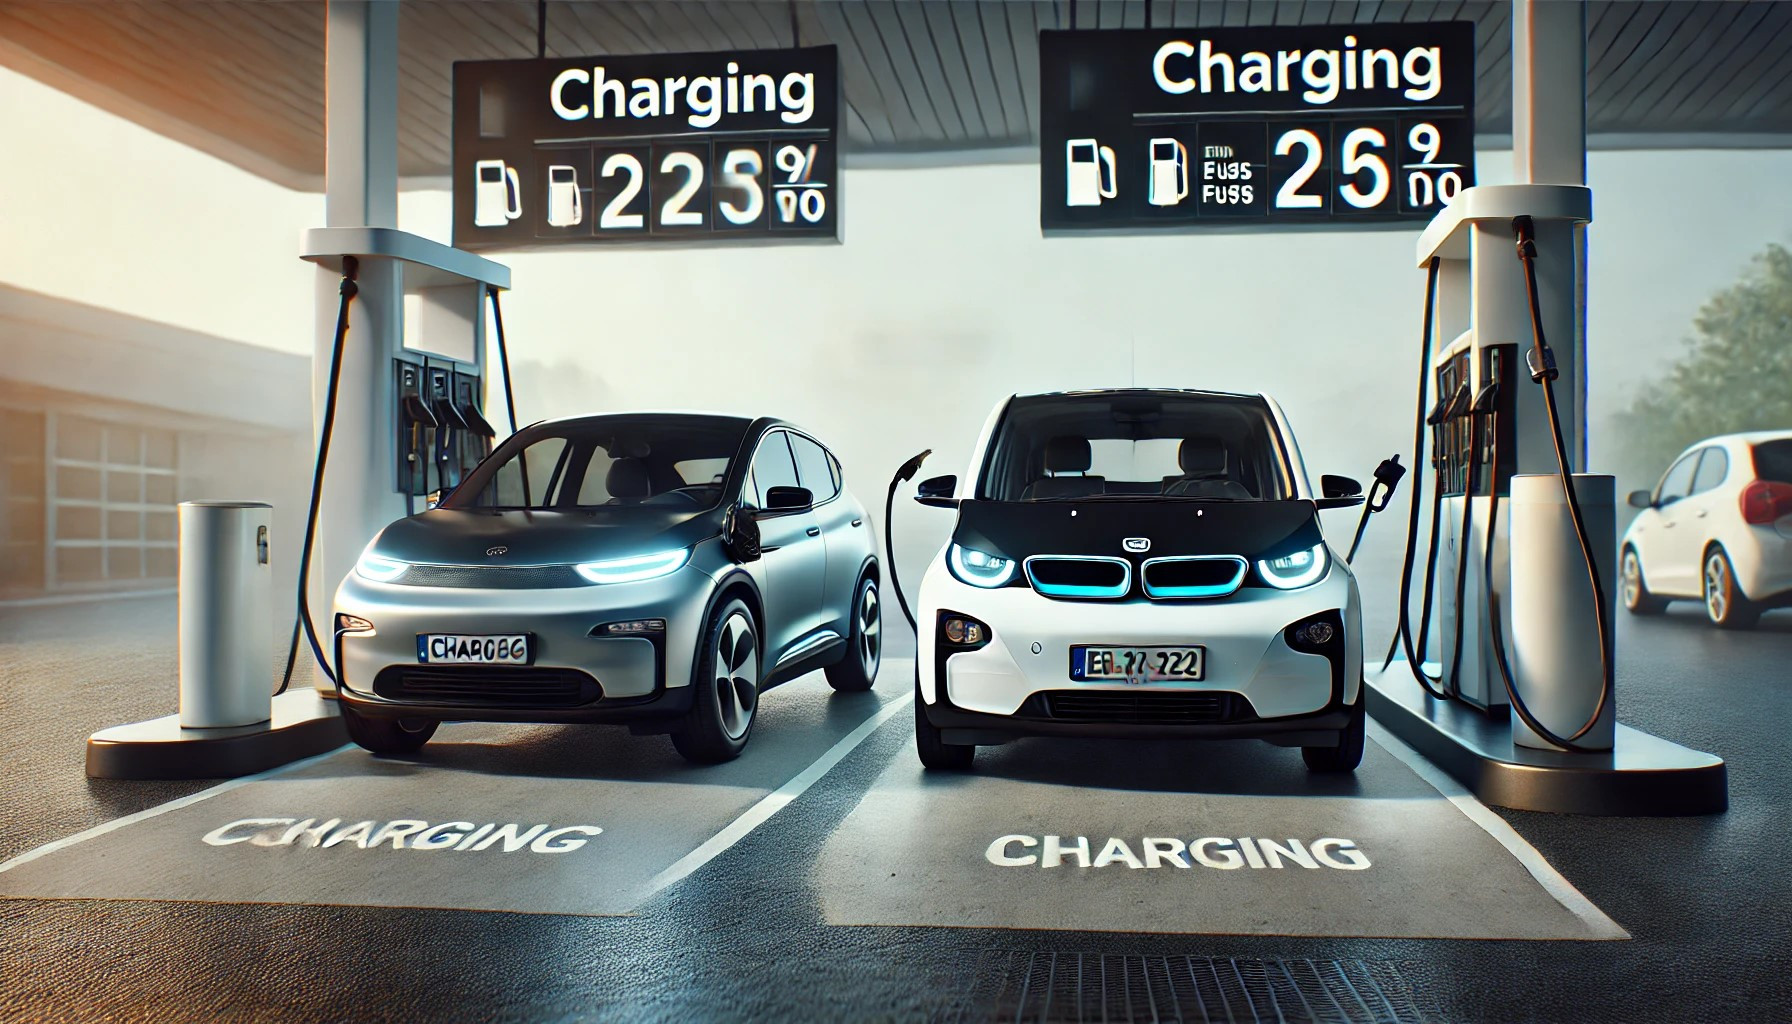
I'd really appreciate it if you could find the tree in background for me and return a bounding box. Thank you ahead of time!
[1615,243,1792,481]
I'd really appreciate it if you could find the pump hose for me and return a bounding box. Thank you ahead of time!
[884,449,933,632]
[486,286,521,436]
[1480,216,1614,750]
[1384,256,1454,700]
[277,256,360,695]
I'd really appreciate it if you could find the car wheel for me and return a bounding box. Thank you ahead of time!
[1302,695,1364,773]
[914,680,974,771]
[340,702,436,756]
[825,576,881,692]
[671,597,760,763]
[1621,547,1668,615]
[1703,547,1760,630]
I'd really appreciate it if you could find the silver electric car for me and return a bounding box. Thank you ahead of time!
[332,413,882,763]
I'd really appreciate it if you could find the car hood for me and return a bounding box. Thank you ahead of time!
[371,507,715,566]
[950,499,1322,562]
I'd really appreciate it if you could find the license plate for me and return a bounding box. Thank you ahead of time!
[1072,645,1205,682]
[417,634,531,665]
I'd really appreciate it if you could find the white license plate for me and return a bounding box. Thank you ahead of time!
[1072,645,1205,682]
[418,634,530,665]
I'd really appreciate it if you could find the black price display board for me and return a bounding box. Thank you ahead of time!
[453,46,839,249]
[1040,23,1475,233]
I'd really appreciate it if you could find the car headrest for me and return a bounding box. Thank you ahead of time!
[606,458,652,500]
[1044,436,1092,474]
[1179,437,1228,475]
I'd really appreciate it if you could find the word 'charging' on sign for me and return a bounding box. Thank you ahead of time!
[453,46,840,249]
[1040,22,1476,232]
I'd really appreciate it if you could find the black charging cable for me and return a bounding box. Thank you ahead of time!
[277,256,359,695]
[1480,216,1614,750]
[1344,455,1406,564]
[884,449,933,632]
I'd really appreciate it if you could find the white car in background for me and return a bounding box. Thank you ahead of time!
[1621,431,1792,628]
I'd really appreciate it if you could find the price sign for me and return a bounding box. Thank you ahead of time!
[453,46,839,248]
[1040,23,1475,233]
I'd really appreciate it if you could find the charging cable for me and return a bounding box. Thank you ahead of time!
[277,256,359,694]
[1344,455,1406,564]
[884,449,933,632]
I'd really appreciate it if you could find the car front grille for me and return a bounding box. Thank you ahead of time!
[393,563,586,589]
[1035,690,1245,724]
[1140,555,1249,599]
[371,666,602,707]
[1023,556,1132,599]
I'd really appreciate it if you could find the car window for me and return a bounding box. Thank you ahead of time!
[751,431,801,498]
[490,436,569,507]
[1752,439,1792,485]
[788,433,840,501]
[675,458,729,486]
[574,447,618,505]
[1656,452,1700,505]
[1690,447,1728,495]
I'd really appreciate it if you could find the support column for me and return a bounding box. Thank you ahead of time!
[310,0,404,690]
[1510,0,1589,470]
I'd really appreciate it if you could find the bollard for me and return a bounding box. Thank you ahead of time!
[178,501,274,729]
[1508,474,1616,751]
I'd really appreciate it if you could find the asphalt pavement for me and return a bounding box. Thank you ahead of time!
[1,594,1789,1023]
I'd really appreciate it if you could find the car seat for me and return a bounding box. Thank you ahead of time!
[1163,438,1253,499]
[1020,436,1106,500]
[605,458,653,504]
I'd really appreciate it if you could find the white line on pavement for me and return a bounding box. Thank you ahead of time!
[1369,721,1630,940]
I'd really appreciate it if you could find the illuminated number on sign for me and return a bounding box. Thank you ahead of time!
[1404,123,1463,210]
[1272,129,1323,209]
[599,153,644,229]
[659,151,705,227]
[1338,127,1390,209]
[1409,122,1442,165]
[718,148,764,226]
[775,188,826,224]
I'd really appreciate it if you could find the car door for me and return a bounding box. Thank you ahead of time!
[1683,443,1732,566]
[747,429,828,668]
[787,431,863,637]
[1647,450,1707,595]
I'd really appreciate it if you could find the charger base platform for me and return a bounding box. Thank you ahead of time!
[87,691,347,780]
[1366,664,1727,815]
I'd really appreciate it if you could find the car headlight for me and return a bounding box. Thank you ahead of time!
[355,552,408,582]
[575,549,690,584]
[1257,543,1328,589]
[948,542,1016,588]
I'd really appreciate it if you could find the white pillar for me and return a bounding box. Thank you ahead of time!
[1511,0,1589,470]
[310,0,405,690]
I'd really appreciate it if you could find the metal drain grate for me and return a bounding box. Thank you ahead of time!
[939,951,1426,1024]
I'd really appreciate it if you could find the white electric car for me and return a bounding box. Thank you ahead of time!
[1620,431,1792,628]
[911,389,1366,773]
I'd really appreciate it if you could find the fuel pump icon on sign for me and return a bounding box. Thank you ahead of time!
[546,165,582,228]
[473,159,523,227]
[1066,138,1117,206]
[1147,137,1190,207]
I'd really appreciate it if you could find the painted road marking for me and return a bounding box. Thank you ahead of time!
[0,671,908,917]
[1367,721,1628,939]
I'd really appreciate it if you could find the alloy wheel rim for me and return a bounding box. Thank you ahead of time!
[1705,555,1728,621]
[713,611,758,740]
[858,583,881,677]
[1622,553,1641,607]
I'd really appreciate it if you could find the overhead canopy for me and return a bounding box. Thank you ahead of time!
[2,0,1789,190]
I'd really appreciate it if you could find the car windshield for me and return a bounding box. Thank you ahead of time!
[977,392,1294,502]
[444,414,750,511]
[1752,439,1792,485]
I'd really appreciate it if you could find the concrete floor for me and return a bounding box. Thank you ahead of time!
[1,594,1789,1022]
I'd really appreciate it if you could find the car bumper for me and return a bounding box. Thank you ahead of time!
[916,551,1361,741]
[1732,524,1792,604]
[331,563,717,723]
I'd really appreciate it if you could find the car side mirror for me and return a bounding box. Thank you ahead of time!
[916,474,958,508]
[762,485,813,513]
[1320,474,1363,499]
[1627,489,1654,510]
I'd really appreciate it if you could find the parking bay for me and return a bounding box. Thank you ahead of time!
[0,680,905,917]
[815,722,1629,941]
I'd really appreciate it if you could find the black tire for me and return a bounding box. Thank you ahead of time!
[914,681,974,771]
[1703,547,1760,630]
[1621,547,1668,616]
[341,701,436,756]
[1302,694,1365,773]
[825,575,881,693]
[671,596,760,763]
